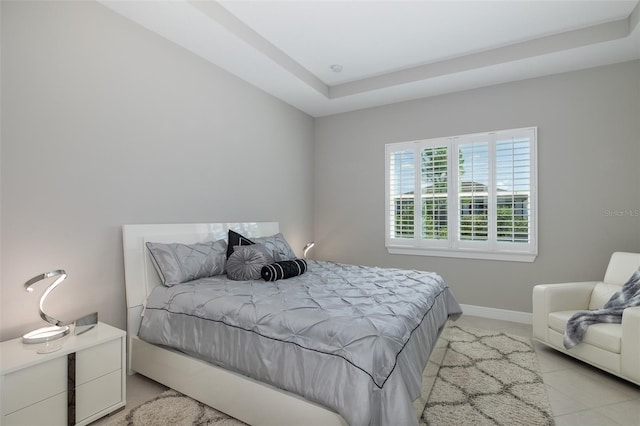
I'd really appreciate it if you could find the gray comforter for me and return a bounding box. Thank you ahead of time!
[138,260,462,426]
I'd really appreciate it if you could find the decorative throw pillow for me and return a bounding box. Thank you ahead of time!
[226,246,268,281]
[261,259,308,282]
[253,233,297,261]
[233,243,275,264]
[227,229,254,258]
[146,239,228,286]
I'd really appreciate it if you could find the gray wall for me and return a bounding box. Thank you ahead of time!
[2,2,639,342]
[314,60,640,313]
[0,1,314,340]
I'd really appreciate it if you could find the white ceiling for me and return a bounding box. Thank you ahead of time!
[100,0,640,117]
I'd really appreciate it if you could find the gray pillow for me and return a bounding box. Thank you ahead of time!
[233,243,275,264]
[252,233,296,261]
[146,239,227,286]
[226,246,268,281]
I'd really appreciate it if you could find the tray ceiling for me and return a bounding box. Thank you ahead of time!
[99,0,640,117]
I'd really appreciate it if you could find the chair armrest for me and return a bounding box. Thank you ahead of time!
[532,282,597,341]
[533,281,597,312]
[621,306,640,383]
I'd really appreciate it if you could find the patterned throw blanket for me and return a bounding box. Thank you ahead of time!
[564,267,640,349]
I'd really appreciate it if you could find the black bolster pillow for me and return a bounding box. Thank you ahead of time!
[261,259,308,281]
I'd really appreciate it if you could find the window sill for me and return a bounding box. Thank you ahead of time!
[386,246,537,262]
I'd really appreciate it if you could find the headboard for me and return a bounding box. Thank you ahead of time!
[122,222,279,339]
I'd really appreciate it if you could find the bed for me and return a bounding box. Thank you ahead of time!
[123,222,461,426]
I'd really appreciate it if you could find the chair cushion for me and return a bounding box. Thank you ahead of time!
[603,252,640,286]
[548,310,622,353]
[589,283,623,310]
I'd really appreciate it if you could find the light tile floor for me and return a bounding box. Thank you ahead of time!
[93,315,640,425]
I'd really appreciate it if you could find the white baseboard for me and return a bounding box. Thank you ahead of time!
[459,304,532,324]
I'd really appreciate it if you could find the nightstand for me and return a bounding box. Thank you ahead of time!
[1,322,126,426]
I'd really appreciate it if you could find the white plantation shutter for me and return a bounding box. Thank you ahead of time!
[385,127,537,262]
[386,144,416,241]
[456,138,489,243]
[496,133,533,244]
[420,144,449,241]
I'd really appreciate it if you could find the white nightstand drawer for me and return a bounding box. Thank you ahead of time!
[3,391,67,426]
[2,356,67,414]
[1,323,126,426]
[77,339,121,385]
[76,370,122,422]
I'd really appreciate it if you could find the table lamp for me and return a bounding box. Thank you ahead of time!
[303,242,315,258]
[22,270,71,344]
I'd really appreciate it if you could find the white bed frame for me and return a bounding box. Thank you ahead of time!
[122,222,348,426]
[123,222,443,425]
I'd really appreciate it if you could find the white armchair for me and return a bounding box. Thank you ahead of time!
[533,252,640,385]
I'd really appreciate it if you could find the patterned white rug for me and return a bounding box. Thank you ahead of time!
[105,325,554,426]
[424,325,554,426]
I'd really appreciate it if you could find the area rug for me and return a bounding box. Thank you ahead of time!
[105,325,554,426]
[423,325,554,426]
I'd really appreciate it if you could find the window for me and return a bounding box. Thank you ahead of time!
[385,127,537,262]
